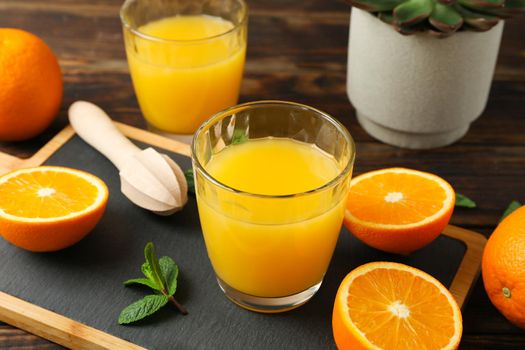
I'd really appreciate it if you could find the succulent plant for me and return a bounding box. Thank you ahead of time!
[347,0,525,36]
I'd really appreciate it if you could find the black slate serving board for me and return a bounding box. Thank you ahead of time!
[0,135,466,350]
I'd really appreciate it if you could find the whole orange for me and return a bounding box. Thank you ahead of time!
[0,28,62,141]
[482,205,525,329]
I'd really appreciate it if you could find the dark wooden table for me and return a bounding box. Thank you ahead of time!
[1,0,524,349]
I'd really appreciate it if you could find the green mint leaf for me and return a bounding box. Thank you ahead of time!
[124,278,160,291]
[141,262,155,282]
[144,242,167,292]
[159,256,179,296]
[118,294,169,325]
[455,193,476,208]
[184,169,195,195]
[232,129,248,145]
[120,242,188,322]
[499,201,521,223]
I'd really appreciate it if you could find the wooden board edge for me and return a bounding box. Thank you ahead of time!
[115,122,191,157]
[442,224,487,308]
[0,291,146,350]
[0,152,23,174]
[0,127,77,175]
[0,122,191,176]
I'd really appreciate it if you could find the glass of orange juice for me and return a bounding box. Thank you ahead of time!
[120,0,247,142]
[192,101,355,312]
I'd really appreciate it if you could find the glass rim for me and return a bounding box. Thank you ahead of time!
[119,0,248,44]
[191,100,356,199]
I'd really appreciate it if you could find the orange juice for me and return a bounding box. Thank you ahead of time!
[125,15,246,134]
[197,138,346,297]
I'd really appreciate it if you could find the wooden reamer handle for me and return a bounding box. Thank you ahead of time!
[68,101,140,170]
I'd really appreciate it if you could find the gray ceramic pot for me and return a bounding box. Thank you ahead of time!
[347,8,504,149]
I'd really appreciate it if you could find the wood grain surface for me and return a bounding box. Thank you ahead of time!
[0,0,524,348]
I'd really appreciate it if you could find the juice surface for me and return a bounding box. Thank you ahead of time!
[208,138,338,196]
[197,138,347,297]
[125,15,246,134]
[141,15,234,41]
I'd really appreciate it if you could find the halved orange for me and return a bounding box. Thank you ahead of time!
[344,168,455,254]
[333,262,462,350]
[0,166,108,252]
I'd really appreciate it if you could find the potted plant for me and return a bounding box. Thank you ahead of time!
[346,0,525,149]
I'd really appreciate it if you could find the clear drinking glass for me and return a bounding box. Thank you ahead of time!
[120,0,247,143]
[192,101,355,312]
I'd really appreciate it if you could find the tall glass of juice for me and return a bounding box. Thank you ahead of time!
[120,0,247,142]
[192,101,355,312]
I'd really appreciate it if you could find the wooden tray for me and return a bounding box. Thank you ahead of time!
[0,124,487,350]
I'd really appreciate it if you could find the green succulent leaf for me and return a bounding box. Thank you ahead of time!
[378,11,396,24]
[455,4,499,30]
[430,3,464,32]
[124,278,161,290]
[394,0,434,25]
[459,0,504,9]
[427,29,455,37]
[505,0,525,11]
[351,0,405,11]
[394,23,420,34]
[499,201,522,223]
[348,0,518,34]
[482,0,525,17]
[159,256,179,296]
[118,294,169,325]
[474,7,512,17]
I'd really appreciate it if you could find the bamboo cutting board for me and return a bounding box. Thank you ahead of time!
[0,124,487,350]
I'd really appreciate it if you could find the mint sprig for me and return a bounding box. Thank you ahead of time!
[159,256,179,295]
[119,242,188,325]
[455,193,476,208]
[118,295,169,325]
[499,201,521,223]
[145,242,167,290]
[231,129,248,145]
[184,169,195,195]
[123,277,159,291]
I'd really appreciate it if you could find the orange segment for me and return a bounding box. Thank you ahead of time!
[344,168,455,254]
[0,166,108,252]
[333,262,462,350]
[0,170,103,219]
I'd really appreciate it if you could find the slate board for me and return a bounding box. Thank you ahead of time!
[0,135,467,350]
